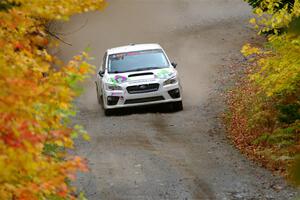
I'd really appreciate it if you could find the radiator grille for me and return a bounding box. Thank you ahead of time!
[126,83,159,94]
[124,96,164,104]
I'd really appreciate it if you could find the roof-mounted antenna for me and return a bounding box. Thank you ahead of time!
[129,43,135,46]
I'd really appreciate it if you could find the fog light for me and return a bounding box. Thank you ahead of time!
[168,88,180,99]
[107,96,119,105]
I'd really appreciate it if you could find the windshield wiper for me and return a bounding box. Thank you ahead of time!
[142,67,161,71]
[109,70,121,74]
[109,67,165,73]
[124,67,161,73]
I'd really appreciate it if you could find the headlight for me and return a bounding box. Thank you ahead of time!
[163,76,177,86]
[106,83,122,91]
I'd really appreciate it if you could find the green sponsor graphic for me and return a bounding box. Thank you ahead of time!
[156,69,173,79]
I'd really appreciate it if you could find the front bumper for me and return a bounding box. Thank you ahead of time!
[103,82,182,109]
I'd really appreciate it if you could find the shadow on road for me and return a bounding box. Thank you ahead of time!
[105,103,180,116]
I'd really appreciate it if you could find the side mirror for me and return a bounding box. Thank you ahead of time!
[98,70,104,77]
[171,62,177,68]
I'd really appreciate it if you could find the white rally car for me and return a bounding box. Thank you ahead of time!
[95,43,183,115]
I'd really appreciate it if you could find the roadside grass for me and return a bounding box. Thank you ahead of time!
[224,58,300,179]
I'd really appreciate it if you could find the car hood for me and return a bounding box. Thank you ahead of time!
[105,68,176,85]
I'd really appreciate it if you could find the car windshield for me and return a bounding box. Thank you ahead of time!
[108,49,169,73]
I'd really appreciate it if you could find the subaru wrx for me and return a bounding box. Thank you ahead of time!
[95,43,183,115]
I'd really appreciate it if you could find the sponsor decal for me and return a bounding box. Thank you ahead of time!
[111,92,123,96]
[155,69,174,79]
[129,79,156,84]
[109,75,128,84]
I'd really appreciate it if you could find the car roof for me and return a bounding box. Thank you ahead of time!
[107,43,162,55]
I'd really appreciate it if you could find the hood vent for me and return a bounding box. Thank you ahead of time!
[128,72,154,77]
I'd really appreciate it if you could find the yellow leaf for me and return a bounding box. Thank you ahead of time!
[82,133,90,141]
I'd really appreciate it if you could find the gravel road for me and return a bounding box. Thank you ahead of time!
[52,0,298,199]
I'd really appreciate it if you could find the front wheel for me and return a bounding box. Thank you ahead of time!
[104,108,113,116]
[95,82,101,104]
[101,94,112,116]
[172,101,183,112]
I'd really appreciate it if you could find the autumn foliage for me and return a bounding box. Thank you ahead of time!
[0,0,106,199]
[226,0,300,182]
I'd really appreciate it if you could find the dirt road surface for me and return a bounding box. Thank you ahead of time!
[52,0,298,199]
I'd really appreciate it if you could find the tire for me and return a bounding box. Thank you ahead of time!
[101,94,112,116]
[95,82,101,104]
[172,101,183,112]
[104,108,113,116]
